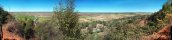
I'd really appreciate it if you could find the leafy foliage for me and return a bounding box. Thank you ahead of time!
[15,15,35,39]
[148,1,172,26]
[0,7,9,25]
[146,2,172,36]
[53,0,81,39]
[33,0,82,40]
[78,15,165,40]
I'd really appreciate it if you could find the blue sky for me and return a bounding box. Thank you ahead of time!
[0,0,167,12]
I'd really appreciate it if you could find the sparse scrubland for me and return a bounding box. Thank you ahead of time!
[0,0,171,40]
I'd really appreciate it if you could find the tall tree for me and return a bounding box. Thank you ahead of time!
[54,0,80,39]
[0,6,9,40]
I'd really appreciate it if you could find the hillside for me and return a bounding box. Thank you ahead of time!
[148,1,172,25]
[143,1,172,40]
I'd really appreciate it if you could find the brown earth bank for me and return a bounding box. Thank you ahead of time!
[2,21,23,40]
[141,25,171,40]
[2,20,37,40]
[141,1,172,40]
[141,17,172,40]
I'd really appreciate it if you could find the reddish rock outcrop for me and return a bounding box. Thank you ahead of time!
[2,21,24,40]
[141,25,171,40]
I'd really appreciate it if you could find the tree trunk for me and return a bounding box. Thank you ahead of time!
[0,25,2,40]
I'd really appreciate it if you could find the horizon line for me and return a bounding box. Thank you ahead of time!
[9,11,155,13]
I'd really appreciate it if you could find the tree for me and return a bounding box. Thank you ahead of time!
[54,0,81,39]
[0,7,9,40]
[148,0,172,26]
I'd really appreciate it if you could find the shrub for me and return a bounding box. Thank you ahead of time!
[0,7,9,24]
[53,0,81,39]
[15,15,35,39]
[34,21,62,40]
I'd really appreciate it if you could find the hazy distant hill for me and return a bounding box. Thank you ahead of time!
[10,12,53,17]
[9,12,152,17]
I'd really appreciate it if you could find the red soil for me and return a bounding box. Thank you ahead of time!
[141,25,170,40]
[2,21,23,40]
[141,17,172,40]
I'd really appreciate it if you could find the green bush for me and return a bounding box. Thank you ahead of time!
[53,0,81,39]
[15,15,35,39]
[33,0,82,40]
[0,7,9,24]
[35,20,63,40]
